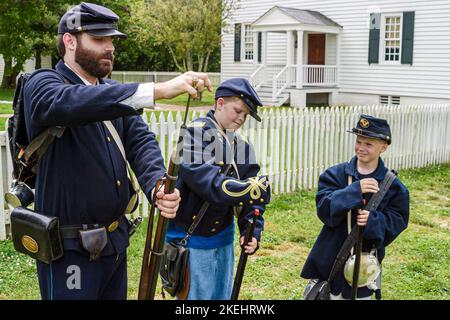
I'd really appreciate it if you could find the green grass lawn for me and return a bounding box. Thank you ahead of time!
[0,89,14,101]
[0,89,14,131]
[0,163,448,300]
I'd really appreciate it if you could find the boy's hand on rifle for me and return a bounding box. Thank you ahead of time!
[360,178,379,194]
[357,209,370,226]
[155,188,181,219]
[240,236,258,255]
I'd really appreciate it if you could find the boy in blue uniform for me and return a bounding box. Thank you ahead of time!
[24,2,212,300]
[301,115,410,299]
[165,78,271,300]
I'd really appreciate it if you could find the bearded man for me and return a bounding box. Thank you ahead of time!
[23,2,212,300]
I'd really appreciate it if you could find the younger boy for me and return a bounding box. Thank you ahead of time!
[301,114,410,300]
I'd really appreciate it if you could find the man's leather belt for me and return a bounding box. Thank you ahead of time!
[60,220,120,239]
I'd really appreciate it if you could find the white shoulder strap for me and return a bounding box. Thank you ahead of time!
[104,120,126,161]
[208,117,240,179]
[103,120,140,214]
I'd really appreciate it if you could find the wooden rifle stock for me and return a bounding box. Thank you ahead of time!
[138,95,191,300]
[231,209,260,300]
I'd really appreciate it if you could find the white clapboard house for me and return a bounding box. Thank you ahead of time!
[221,0,450,107]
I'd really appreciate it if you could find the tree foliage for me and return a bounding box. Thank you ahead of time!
[0,0,232,88]
[135,0,238,73]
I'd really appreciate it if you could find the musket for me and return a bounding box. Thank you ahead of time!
[231,209,260,300]
[138,93,192,300]
[351,198,366,300]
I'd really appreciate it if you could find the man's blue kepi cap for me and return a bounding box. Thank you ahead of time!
[215,78,263,122]
[58,2,126,38]
[348,114,392,144]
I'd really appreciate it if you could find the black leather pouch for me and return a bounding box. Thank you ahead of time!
[11,206,63,264]
[159,241,190,298]
[78,227,108,261]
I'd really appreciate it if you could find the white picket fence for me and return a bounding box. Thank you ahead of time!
[0,104,449,240]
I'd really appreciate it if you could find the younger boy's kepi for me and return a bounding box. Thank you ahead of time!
[347,114,392,144]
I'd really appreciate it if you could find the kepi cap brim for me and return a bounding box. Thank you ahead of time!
[87,29,127,38]
[347,129,391,144]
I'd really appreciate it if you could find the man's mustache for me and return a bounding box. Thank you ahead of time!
[100,53,114,61]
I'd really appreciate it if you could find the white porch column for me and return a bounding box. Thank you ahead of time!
[253,31,259,67]
[286,31,294,86]
[296,30,304,88]
[335,33,341,86]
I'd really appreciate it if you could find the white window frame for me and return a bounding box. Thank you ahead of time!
[241,24,254,62]
[379,13,403,65]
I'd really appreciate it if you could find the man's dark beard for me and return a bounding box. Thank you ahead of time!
[74,41,114,79]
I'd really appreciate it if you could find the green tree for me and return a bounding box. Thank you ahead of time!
[94,0,175,71]
[0,1,36,88]
[0,0,69,88]
[135,0,238,73]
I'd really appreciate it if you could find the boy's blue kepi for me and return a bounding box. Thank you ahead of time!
[58,2,126,38]
[215,78,263,122]
[348,114,392,144]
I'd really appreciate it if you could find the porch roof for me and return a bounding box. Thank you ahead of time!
[251,6,342,33]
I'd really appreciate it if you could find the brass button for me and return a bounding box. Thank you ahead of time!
[107,220,119,233]
[192,215,197,220]
[214,220,220,225]
[218,161,224,166]
[116,180,121,187]
[260,198,264,203]
[249,200,253,205]
[211,228,217,233]
[107,136,111,142]
[239,202,243,206]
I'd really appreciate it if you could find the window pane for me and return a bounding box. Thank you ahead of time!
[244,25,253,60]
[383,15,402,62]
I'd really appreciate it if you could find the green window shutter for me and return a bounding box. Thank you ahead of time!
[368,13,381,64]
[401,11,415,65]
[257,32,262,63]
[234,24,241,62]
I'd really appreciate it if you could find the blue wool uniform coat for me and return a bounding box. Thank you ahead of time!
[301,156,409,298]
[170,110,270,242]
[24,60,165,256]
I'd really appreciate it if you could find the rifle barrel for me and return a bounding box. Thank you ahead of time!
[231,209,259,300]
[138,93,191,300]
[351,226,364,300]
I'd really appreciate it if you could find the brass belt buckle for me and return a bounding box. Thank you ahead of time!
[107,220,119,233]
